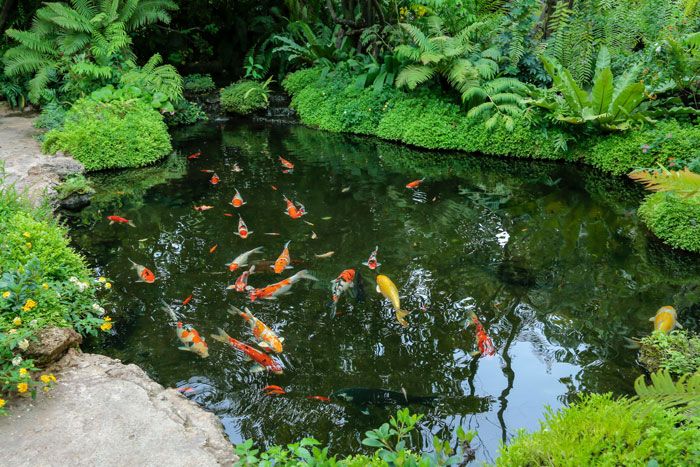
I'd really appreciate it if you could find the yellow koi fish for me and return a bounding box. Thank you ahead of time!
[376,275,409,326]
[624,306,683,348]
[163,302,208,358]
[231,306,284,353]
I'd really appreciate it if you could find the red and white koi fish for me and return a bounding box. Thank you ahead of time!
[107,215,135,227]
[272,241,292,273]
[226,246,263,271]
[201,169,214,173]
[231,306,284,353]
[210,173,220,184]
[230,188,246,207]
[406,178,425,188]
[188,152,200,159]
[211,328,283,374]
[232,163,242,172]
[163,302,208,358]
[228,265,255,292]
[279,157,294,169]
[362,246,381,270]
[234,215,253,238]
[249,269,318,301]
[469,312,495,357]
[307,396,330,402]
[283,195,306,218]
[329,269,355,319]
[128,258,156,283]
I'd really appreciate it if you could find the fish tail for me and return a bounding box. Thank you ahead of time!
[328,301,337,320]
[623,336,642,349]
[127,257,136,267]
[227,306,244,318]
[128,220,136,228]
[248,265,256,274]
[396,309,410,327]
[251,247,264,255]
[210,328,232,343]
[162,300,178,321]
[296,269,318,281]
[469,311,478,323]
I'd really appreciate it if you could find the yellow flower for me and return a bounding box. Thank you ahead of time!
[22,232,30,238]
[2,291,9,298]
[24,299,36,309]
[17,383,28,393]
[26,242,32,248]
[19,368,27,376]
[21,306,30,312]
[13,317,21,326]
[0,398,5,408]
[49,374,56,382]
[41,375,51,383]
[101,322,112,331]
[98,277,106,282]
[42,283,49,289]
[105,282,112,289]
[104,316,111,322]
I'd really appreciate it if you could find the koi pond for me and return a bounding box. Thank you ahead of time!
[66,120,700,463]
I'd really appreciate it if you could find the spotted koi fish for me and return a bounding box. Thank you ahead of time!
[362,246,381,270]
[249,269,318,301]
[227,246,263,272]
[211,328,283,374]
[330,269,355,319]
[279,157,294,169]
[107,215,135,227]
[283,195,306,219]
[228,265,255,292]
[234,215,253,238]
[230,188,246,207]
[273,241,292,273]
[210,173,220,184]
[128,258,156,283]
[163,302,208,358]
[469,312,495,357]
[231,306,284,353]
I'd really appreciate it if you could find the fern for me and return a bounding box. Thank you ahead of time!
[629,166,700,202]
[632,370,700,421]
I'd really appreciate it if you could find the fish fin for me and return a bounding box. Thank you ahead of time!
[375,262,381,267]
[286,266,294,269]
[676,322,683,329]
[279,337,285,343]
[248,231,253,235]
[469,350,481,357]
[128,221,136,228]
[250,364,264,373]
[361,261,369,266]
[376,285,381,293]
[623,337,642,349]
[177,346,191,352]
[226,285,236,290]
[228,306,243,318]
[258,342,269,348]
[297,270,318,281]
[109,221,114,225]
[356,405,371,415]
[401,387,408,403]
[329,301,337,320]
[243,355,253,362]
[396,309,410,327]
[649,317,655,322]
[210,328,231,343]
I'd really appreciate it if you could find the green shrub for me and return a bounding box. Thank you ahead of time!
[282,68,323,94]
[493,392,700,466]
[220,80,271,115]
[183,74,216,94]
[290,85,345,132]
[639,330,700,376]
[55,173,94,200]
[164,99,208,127]
[638,192,700,252]
[42,97,172,171]
[33,101,67,141]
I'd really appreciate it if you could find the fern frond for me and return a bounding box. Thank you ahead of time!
[43,3,95,33]
[394,44,421,62]
[396,65,437,89]
[629,167,700,200]
[632,370,700,420]
[399,23,437,54]
[4,30,56,55]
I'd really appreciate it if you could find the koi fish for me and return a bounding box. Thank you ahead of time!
[376,275,409,326]
[114,191,125,194]
[282,169,292,174]
[209,244,218,253]
[273,241,292,273]
[249,269,318,301]
[201,169,214,173]
[283,195,306,218]
[315,251,335,258]
[265,390,285,395]
[188,152,200,159]
[194,205,214,211]
[224,213,233,217]
[271,185,277,190]
[330,269,355,319]
[211,328,283,374]
[107,215,135,227]
[232,163,242,172]
[265,232,280,236]
[230,188,246,207]
[232,306,284,353]
[183,294,193,305]
[625,306,683,349]
[228,265,255,292]
[311,231,318,239]
[128,258,156,283]
[308,396,330,402]
[280,157,294,169]
[226,246,263,271]
[234,215,253,238]
[210,173,220,184]
[469,312,495,357]
[263,385,284,392]
[175,387,195,394]
[362,246,381,269]
[163,302,208,358]
[406,178,425,188]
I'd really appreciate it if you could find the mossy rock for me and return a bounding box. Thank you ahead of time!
[638,192,700,252]
[639,330,700,376]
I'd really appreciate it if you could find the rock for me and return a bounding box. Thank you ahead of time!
[58,190,94,211]
[22,326,82,366]
[0,349,237,466]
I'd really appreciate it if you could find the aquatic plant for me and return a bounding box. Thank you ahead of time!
[220,79,273,115]
[639,330,700,376]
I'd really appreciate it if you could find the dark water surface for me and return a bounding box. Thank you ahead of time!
[66,120,700,463]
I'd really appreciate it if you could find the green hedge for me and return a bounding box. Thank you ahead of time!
[220,81,269,115]
[638,192,700,252]
[42,98,172,171]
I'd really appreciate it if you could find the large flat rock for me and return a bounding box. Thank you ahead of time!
[0,349,237,466]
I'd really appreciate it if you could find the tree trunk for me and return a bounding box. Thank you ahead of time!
[0,0,19,33]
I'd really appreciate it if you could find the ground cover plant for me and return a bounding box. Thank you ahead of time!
[220,78,273,115]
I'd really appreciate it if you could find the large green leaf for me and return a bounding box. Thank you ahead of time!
[607,81,645,123]
[591,68,614,115]
[559,67,590,113]
[593,46,611,79]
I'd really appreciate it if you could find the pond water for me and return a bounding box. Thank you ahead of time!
[66,120,700,464]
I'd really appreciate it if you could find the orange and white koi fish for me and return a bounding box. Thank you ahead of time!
[163,302,208,358]
[280,157,294,169]
[234,215,253,238]
[107,215,135,227]
[201,169,214,173]
[228,265,255,292]
[128,258,156,283]
[211,328,283,374]
[330,269,355,319]
[249,269,318,301]
[226,246,263,271]
[272,241,292,273]
[362,246,381,269]
[406,178,425,188]
[231,306,284,353]
[210,173,220,184]
[230,188,246,207]
[283,195,306,218]
[188,152,200,159]
[469,312,495,357]
[307,396,330,402]
[232,163,242,172]
[194,205,214,211]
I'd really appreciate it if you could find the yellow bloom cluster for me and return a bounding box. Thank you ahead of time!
[21,299,37,312]
[0,398,5,408]
[42,283,49,289]
[19,368,27,376]
[105,282,112,289]
[41,374,56,383]
[17,383,28,393]
[22,232,30,238]
[13,317,21,326]
[101,322,113,331]
[399,5,428,19]
[2,291,10,298]
[26,242,32,248]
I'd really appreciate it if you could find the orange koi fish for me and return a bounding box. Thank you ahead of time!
[283,195,306,219]
[128,258,156,283]
[230,188,246,207]
[210,173,220,185]
[194,205,214,211]
[469,312,495,357]
[249,270,318,301]
[271,185,277,191]
[406,178,425,188]
[228,265,255,292]
[183,294,193,305]
[209,245,218,253]
[227,246,263,272]
[163,302,208,358]
[280,157,294,169]
[330,269,355,319]
[188,152,200,159]
[107,215,135,227]
[308,396,330,402]
[232,163,242,172]
[265,390,285,395]
[231,306,284,353]
[201,169,214,173]
[224,213,233,217]
[263,385,284,392]
[234,215,253,238]
[211,328,283,374]
[362,246,381,270]
[273,241,292,273]
[175,387,195,394]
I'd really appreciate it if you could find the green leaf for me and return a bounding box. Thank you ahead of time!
[591,68,614,115]
[362,438,385,448]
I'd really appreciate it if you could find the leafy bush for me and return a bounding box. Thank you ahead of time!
[220,79,272,115]
[33,101,68,141]
[55,173,94,200]
[183,74,216,94]
[282,68,323,94]
[639,330,700,376]
[164,99,208,127]
[638,192,700,252]
[42,95,172,171]
[493,392,700,466]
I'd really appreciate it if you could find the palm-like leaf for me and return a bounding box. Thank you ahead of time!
[629,167,700,201]
[396,65,436,89]
[632,370,700,420]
